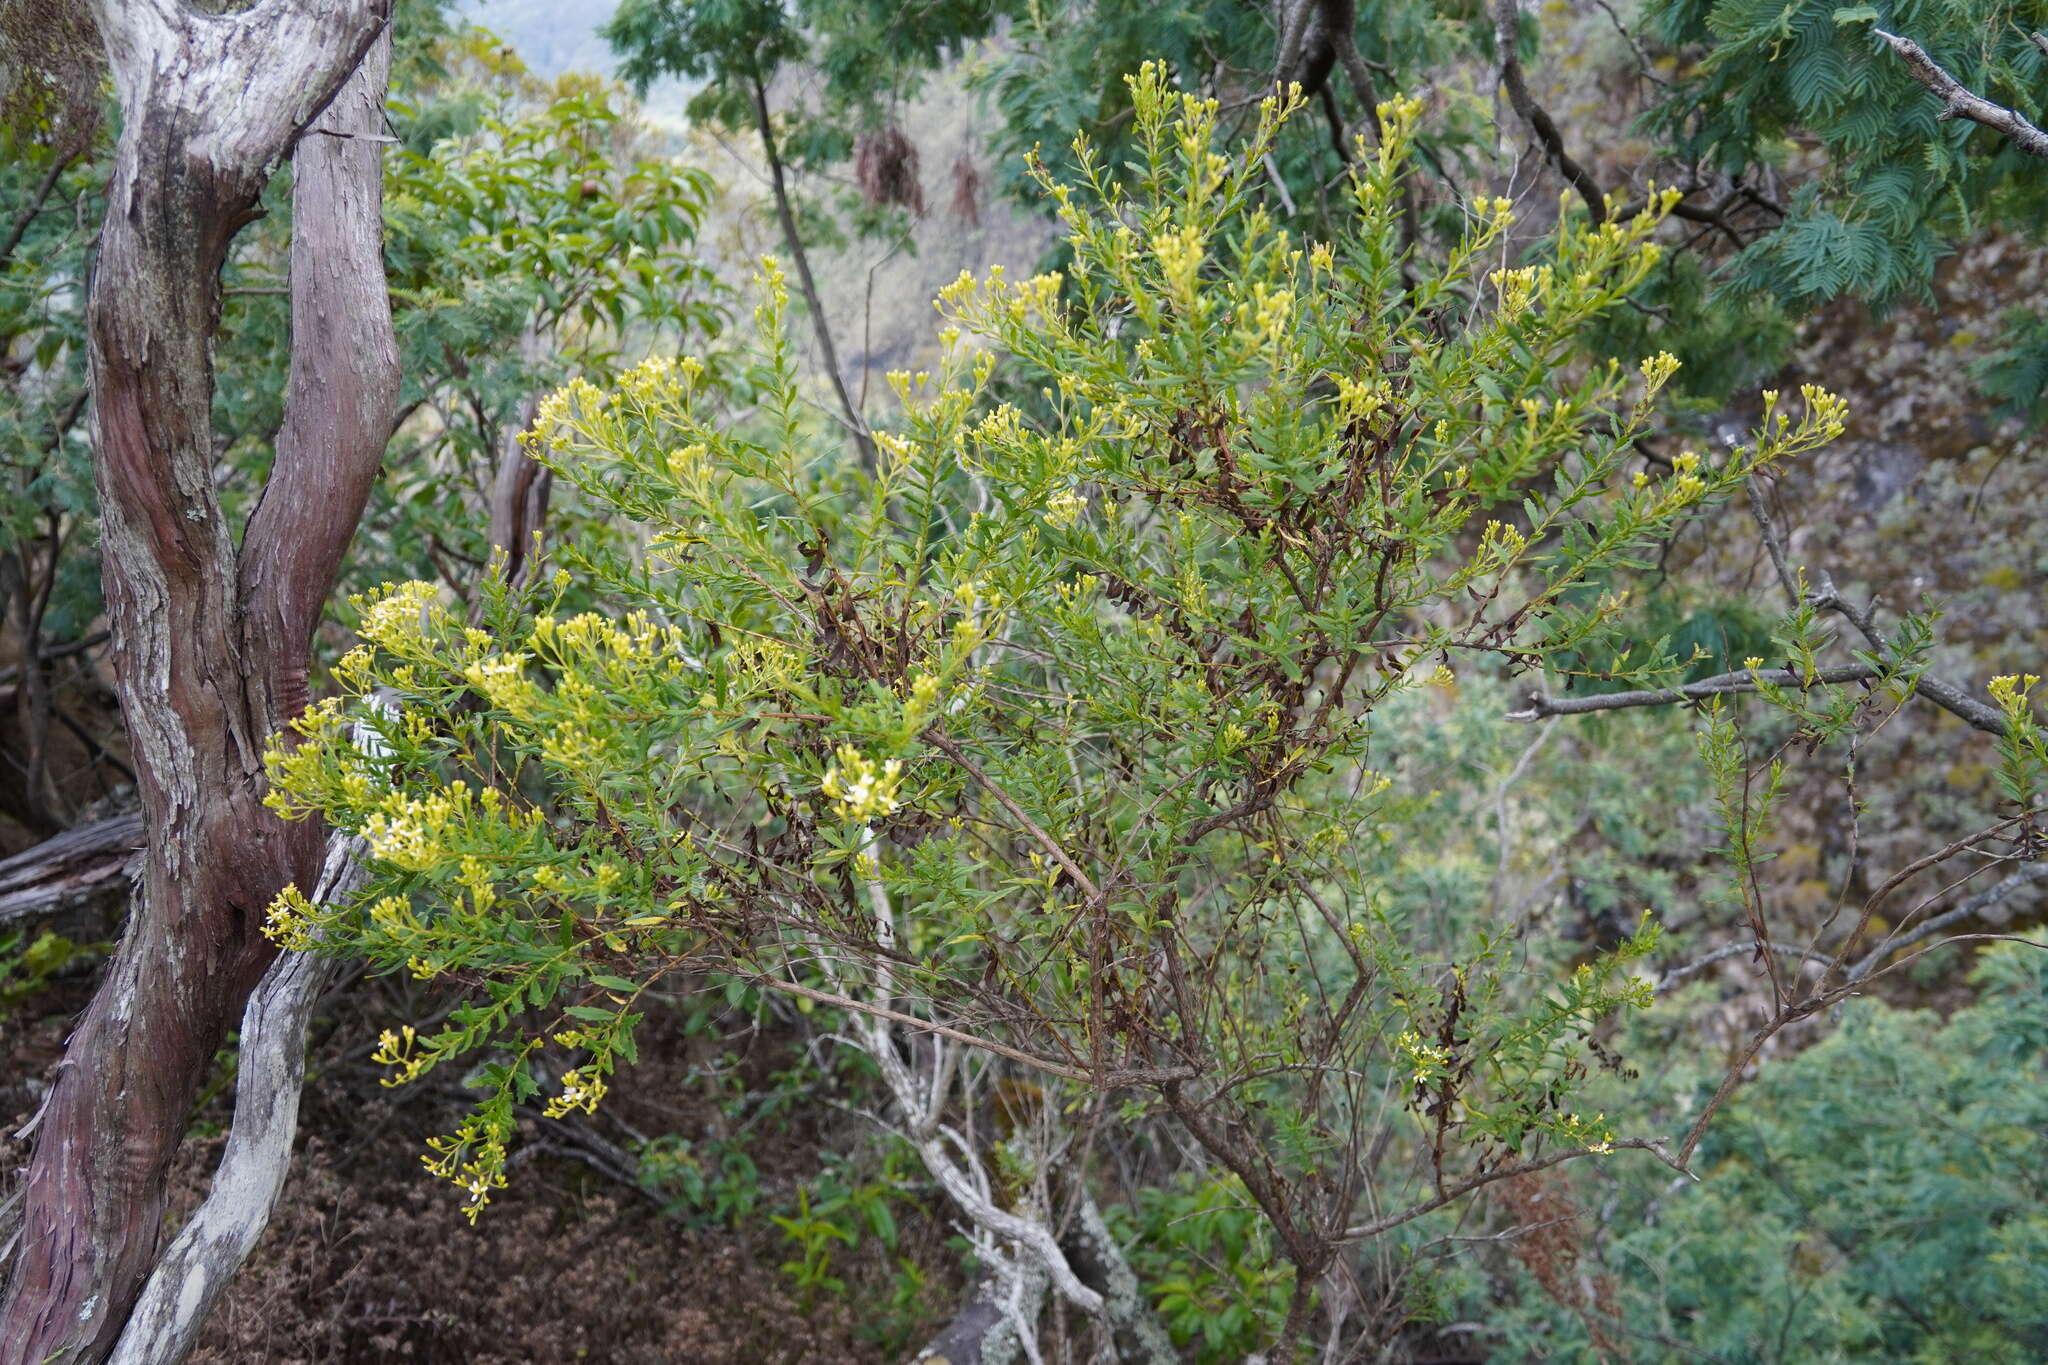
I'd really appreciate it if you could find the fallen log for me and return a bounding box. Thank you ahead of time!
[0,811,141,939]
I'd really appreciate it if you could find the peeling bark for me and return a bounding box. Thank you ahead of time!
[104,830,365,1365]
[0,4,396,1360]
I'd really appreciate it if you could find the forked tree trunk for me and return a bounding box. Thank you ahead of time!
[0,3,395,1361]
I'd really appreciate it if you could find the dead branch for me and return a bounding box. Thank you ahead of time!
[1875,29,2048,161]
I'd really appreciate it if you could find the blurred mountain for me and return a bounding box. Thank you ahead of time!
[452,0,625,80]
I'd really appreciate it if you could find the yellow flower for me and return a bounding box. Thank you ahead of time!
[821,746,906,822]
[357,581,441,652]
[1044,487,1087,528]
[261,885,319,951]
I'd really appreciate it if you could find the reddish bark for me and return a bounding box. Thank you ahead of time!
[0,3,395,1361]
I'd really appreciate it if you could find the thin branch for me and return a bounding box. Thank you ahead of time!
[747,71,876,468]
[1848,860,2047,981]
[1659,939,1834,988]
[1743,476,1800,607]
[0,149,80,271]
[924,728,1103,902]
[1339,1137,1690,1242]
[1808,575,2007,735]
[1493,0,1607,221]
[1741,482,2006,736]
[1874,30,2048,161]
[1506,665,1879,721]
[1593,0,1667,87]
[0,629,108,689]
[746,974,1189,1087]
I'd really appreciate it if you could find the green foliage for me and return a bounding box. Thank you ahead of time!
[974,0,1492,218]
[605,0,1015,158]
[1977,305,2048,429]
[0,929,106,1007]
[1106,1174,1294,1359]
[0,6,725,781]
[1490,946,2048,1361]
[362,31,727,598]
[770,1185,856,1298]
[1637,0,2048,416]
[0,132,102,640]
[1576,249,1799,403]
[636,1132,764,1225]
[1642,0,2048,306]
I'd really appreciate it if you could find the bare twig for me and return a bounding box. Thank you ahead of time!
[747,72,877,467]
[1808,575,2007,735]
[1339,1136,1690,1242]
[1593,0,1666,86]
[1739,483,2007,736]
[0,149,79,270]
[1874,30,2048,161]
[924,728,1104,902]
[1493,0,1607,221]
[1848,860,2047,981]
[747,973,1189,1087]
[1743,477,1800,607]
[1659,939,1834,988]
[1507,665,1879,721]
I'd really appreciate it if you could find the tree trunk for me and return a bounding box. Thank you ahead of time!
[912,1262,1050,1365]
[747,71,876,468]
[105,829,367,1365]
[1060,1194,1179,1365]
[0,4,395,1361]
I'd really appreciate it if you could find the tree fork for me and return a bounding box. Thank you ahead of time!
[0,3,396,1360]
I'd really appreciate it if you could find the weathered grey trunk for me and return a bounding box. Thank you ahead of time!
[105,828,368,1365]
[0,3,395,1361]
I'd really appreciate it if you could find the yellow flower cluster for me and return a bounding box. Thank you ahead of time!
[1331,373,1388,421]
[1989,673,2041,712]
[358,581,442,652]
[614,353,691,407]
[361,784,498,873]
[1247,282,1292,349]
[1490,265,1551,319]
[821,745,905,822]
[531,375,607,444]
[543,1066,608,1119]
[1151,224,1205,306]
[1396,1029,1454,1087]
[1480,519,1529,560]
[464,652,538,719]
[371,1023,430,1085]
[1553,1109,1616,1154]
[422,1113,510,1224]
[1044,486,1087,528]
[262,884,321,952]
[1639,350,1681,395]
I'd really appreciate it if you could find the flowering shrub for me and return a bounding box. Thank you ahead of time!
[264,66,1845,1339]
